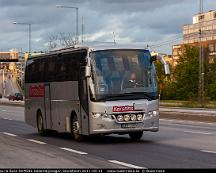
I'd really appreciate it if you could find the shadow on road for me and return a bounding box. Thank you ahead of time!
[27,130,154,145]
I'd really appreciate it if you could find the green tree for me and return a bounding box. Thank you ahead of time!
[206,61,216,100]
[174,45,200,100]
[155,45,216,101]
[154,58,176,100]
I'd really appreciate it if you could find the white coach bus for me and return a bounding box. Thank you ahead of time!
[25,45,169,141]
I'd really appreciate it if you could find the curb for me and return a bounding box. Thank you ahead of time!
[0,101,24,107]
[160,111,216,123]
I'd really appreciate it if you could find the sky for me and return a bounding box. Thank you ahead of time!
[0,0,216,54]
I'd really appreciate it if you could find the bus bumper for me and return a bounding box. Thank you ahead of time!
[89,115,159,135]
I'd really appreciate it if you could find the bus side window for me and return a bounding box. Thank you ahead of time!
[44,56,56,82]
[38,59,45,82]
[64,54,79,81]
[31,63,37,83]
[25,63,31,83]
[56,57,66,82]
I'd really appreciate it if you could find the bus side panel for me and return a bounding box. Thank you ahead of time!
[50,81,80,133]
[25,83,46,128]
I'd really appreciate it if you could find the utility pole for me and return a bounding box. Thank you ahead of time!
[113,32,116,45]
[81,16,84,44]
[56,5,79,44]
[199,0,204,106]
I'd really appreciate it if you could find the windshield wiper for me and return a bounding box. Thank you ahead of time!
[97,92,156,101]
[122,92,155,101]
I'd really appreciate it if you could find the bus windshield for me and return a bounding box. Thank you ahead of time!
[90,49,158,101]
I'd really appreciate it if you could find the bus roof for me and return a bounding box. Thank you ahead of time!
[29,43,149,60]
[76,43,149,51]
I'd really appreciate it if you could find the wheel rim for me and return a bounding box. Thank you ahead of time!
[38,115,43,132]
[73,120,79,135]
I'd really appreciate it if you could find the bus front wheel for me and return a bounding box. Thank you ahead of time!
[37,111,46,136]
[71,115,84,142]
[129,131,143,141]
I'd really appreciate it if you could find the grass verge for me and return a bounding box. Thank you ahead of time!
[160,100,216,109]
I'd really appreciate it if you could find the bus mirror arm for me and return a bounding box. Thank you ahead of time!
[156,55,170,76]
[85,66,91,78]
[89,78,96,99]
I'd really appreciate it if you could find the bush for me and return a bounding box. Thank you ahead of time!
[207,82,216,100]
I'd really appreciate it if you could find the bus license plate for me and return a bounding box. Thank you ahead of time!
[121,123,137,128]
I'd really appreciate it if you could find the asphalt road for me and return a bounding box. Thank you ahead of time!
[0,105,216,168]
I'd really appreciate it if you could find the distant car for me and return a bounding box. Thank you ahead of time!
[8,93,23,101]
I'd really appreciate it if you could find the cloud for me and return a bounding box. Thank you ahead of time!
[0,0,216,54]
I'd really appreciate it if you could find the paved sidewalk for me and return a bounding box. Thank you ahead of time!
[159,106,216,122]
[159,107,216,116]
[0,98,24,107]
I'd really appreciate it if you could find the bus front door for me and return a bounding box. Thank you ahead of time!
[44,84,52,129]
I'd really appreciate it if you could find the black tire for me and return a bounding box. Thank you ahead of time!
[37,111,46,136]
[129,131,143,141]
[71,115,84,142]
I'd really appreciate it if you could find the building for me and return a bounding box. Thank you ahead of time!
[173,10,216,63]
[0,50,19,62]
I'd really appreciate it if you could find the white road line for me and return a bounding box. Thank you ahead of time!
[108,160,146,169]
[2,132,17,137]
[201,150,216,154]
[160,121,216,131]
[3,118,9,120]
[60,147,88,155]
[0,110,7,112]
[3,118,12,120]
[27,139,46,145]
[160,118,216,125]
[183,130,213,135]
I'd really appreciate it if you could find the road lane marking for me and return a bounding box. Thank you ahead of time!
[108,160,146,169]
[60,147,88,155]
[201,150,216,154]
[0,110,7,112]
[160,120,216,131]
[27,139,46,145]
[183,130,213,135]
[2,132,17,137]
[160,118,216,126]
[3,118,12,120]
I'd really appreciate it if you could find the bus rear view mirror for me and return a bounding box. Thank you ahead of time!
[152,54,170,76]
[164,64,170,75]
[85,66,91,78]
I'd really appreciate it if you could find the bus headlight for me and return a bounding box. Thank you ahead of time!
[92,113,101,118]
[124,114,130,122]
[92,113,110,119]
[147,111,159,117]
[153,110,159,116]
[117,115,124,122]
[130,114,137,121]
[148,111,153,117]
[137,114,143,121]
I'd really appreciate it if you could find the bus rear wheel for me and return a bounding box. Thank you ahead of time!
[71,115,84,142]
[129,131,143,141]
[37,111,46,136]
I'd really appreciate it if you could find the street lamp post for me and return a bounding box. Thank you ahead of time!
[13,22,32,55]
[56,5,79,44]
[199,0,204,106]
